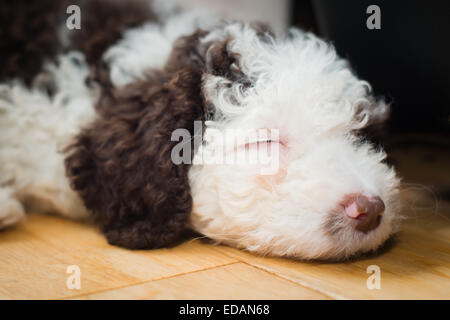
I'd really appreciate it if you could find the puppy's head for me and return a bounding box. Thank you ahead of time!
[188,23,401,260]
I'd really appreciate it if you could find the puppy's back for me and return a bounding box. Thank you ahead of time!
[0,0,156,85]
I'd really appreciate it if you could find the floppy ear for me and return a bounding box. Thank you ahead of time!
[65,68,205,249]
[354,97,391,144]
[165,29,251,84]
[65,28,251,249]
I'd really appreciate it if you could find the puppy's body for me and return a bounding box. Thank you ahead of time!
[0,1,400,260]
[0,1,205,225]
[0,52,93,224]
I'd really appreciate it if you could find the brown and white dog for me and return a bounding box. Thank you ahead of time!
[0,0,400,260]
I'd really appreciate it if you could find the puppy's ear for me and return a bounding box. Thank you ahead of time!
[65,68,205,249]
[165,30,250,85]
[354,98,391,143]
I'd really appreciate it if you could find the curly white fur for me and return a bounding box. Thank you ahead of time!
[104,8,218,87]
[0,9,400,260]
[189,23,401,260]
[0,52,95,224]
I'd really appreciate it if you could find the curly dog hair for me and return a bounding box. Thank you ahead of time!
[65,26,256,248]
[0,0,156,81]
[0,0,400,260]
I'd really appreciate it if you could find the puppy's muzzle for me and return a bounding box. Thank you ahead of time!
[342,194,385,233]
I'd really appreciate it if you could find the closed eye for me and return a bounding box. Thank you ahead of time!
[219,128,287,155]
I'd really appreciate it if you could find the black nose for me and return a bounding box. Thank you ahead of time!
[343,194,385,233]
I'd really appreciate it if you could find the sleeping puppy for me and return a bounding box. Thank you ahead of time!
[0,0,400,260]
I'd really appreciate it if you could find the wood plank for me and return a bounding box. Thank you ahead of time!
[1,181,449,299]
[73,262,329,299]
[0,214,237,299]
[214,192,450,299]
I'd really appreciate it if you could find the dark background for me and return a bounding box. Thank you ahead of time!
[292,0,450,137]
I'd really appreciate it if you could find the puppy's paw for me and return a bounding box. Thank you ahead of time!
[0,198,26,230]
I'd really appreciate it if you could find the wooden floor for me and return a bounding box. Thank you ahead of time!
[0,141,449,299]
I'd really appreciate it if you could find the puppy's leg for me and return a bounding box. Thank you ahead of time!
[0,187,26,229]
[0,52,95,225]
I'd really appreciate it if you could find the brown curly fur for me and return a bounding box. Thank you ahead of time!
[0,0,154,84]
[1,0,255,249]
[0,0,63,85]
[67,0,156,67]
[64,28,251,249]
[1,1,394,251]
[65,68,206,249]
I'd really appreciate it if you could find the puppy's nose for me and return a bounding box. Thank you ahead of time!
[344,194,385,233]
